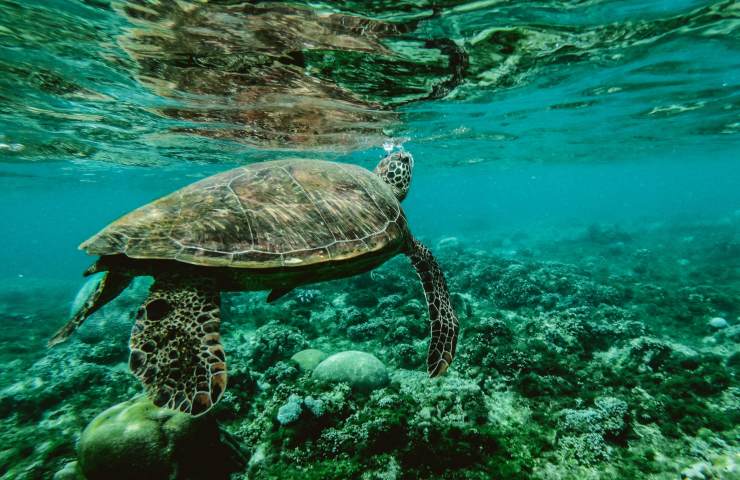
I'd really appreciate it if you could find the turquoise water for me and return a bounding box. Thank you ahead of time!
[0,1,738,479]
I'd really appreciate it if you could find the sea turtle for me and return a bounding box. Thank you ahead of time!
[49,152,459,416]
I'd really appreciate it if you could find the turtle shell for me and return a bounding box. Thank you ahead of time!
[81,160,407,268]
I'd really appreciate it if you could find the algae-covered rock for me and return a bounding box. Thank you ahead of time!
[78,396,243,480]
[290,349,328,372]
[708,316,728,329]
[312,351,389,392]
[53,461,85,480]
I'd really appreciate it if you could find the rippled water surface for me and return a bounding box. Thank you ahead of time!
[0,1,738,479]
[2,1,737,162]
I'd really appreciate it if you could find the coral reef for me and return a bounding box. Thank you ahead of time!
[0,219,737,479]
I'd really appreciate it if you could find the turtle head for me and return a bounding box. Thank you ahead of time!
[374,151,414,201]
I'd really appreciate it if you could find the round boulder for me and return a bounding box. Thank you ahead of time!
[53,462,84,480]
[78,396,242,480]
[312,351,389,392]
[291,349,328,372]
[708,317,729,329]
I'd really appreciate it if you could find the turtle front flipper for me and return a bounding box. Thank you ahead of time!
[129,276,226,416]
[48,270,133,347]
[405,238,459,377]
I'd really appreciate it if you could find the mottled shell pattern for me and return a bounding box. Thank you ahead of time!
[81,160,407,268]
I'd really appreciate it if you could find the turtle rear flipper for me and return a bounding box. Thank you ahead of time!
[130,276,226,416]
[406,238,459,377]
[48,270,133,347]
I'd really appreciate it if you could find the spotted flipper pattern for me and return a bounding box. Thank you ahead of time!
[406,238,459,377]
[129,276,226,416]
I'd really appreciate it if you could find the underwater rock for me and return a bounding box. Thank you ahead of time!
[78,396,243,480]
[708,316,729,329]
[290,349,328,372]
[53,461,84,480]
[312,351,389,392]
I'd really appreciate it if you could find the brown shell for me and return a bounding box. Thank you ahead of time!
[81,160,407,268]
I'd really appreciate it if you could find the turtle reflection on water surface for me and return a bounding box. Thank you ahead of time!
[50,153,459,416]
[118,1,403,151]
